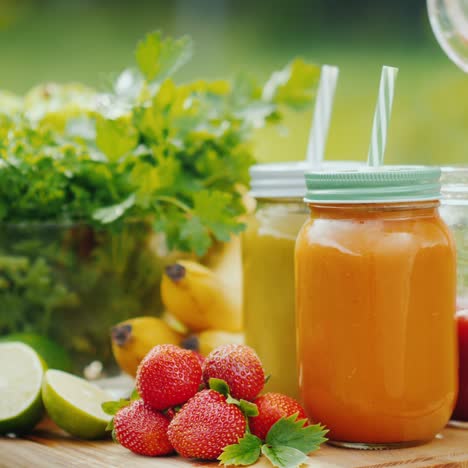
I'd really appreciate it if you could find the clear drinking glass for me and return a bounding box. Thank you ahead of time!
[0,222,166,373]
[441,166,468,425]
[428,0,468,72]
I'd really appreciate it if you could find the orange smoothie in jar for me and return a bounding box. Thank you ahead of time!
[295,167,457,448]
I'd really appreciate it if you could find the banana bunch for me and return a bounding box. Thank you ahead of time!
[182,330,245,357]
[161,236,243,332]
[110,237,245,376]
[111,316,182,376]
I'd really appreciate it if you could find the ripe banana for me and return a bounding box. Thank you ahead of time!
[111,316,182,376]
[182,330,245,356]
[161,259,242,333]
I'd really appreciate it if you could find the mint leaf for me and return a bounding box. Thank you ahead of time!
[219,433,262,466]
[262,58,320,110]
[262,445,307,468]
[240,399,259,417]
[93,194,135,224]
[208,377,230,397]
[101,399,130,416]
[266,414,328,455]
[135,31,193,82]
[95,115,138,160]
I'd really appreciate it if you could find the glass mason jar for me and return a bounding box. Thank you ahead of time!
[441,165,468,423]
[242,161,359,399]
[0,221,166,374]
[296,166,457,449]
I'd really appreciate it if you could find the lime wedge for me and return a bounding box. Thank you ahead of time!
[0,333,72,372]
[42,369,112,440]
[0,342,45,435]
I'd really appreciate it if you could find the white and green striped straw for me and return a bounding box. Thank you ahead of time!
[306,65,339,169]
[367,66,399,167]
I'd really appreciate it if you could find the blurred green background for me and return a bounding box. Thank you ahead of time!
[0,0,466,165]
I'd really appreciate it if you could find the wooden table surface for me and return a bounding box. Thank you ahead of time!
[1,422,468,468]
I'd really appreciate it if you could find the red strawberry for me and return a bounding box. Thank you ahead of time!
[167,389,246,460]
[136,344,202,410]
[249,392,309,440]
[165,408,177,421]
[114,399,174,456]
[202,344,264,401]
[192,350,205,366]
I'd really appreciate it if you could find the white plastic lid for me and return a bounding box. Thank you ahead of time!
[428,0,468,72]
[249,161,362,199]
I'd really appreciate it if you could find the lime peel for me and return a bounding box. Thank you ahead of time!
[42,369,112,440]
[0,342,45,435]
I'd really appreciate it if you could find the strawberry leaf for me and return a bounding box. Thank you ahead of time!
[240,399,259,417]
[208,377,230,397]
[218,433,262,466]
[105,418,114,432]
[226,394,240,406]
[101,399,130,416]
[130,388,140,401]
[261,445,307,468]
[266,414,328,455]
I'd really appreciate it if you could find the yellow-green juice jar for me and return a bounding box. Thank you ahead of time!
[242,161,359,399]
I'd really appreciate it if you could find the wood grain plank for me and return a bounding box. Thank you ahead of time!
[1,425,468,468]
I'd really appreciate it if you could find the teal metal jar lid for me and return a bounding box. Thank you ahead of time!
[249,161,362,199]
[304,165,441,203]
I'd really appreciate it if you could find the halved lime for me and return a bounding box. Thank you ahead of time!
[42,369,112,440]
[0,342,45,435]
[0,333,72,372]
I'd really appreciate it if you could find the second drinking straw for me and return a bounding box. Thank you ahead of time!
[367,65,399,167]
[306,65,339,169]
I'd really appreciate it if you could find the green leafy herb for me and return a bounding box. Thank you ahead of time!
[95,115,139,160]
[263,58,320,109]
[93,194,136,224]
[0,32,319,258]
[219,433,263,466]
[136,31,193,82]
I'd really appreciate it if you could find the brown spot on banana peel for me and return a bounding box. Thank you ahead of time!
[180,335,200,352]
[111,324,132,347]
[165,263,186,282]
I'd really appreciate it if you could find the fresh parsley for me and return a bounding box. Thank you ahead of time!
[0,31,319,256]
